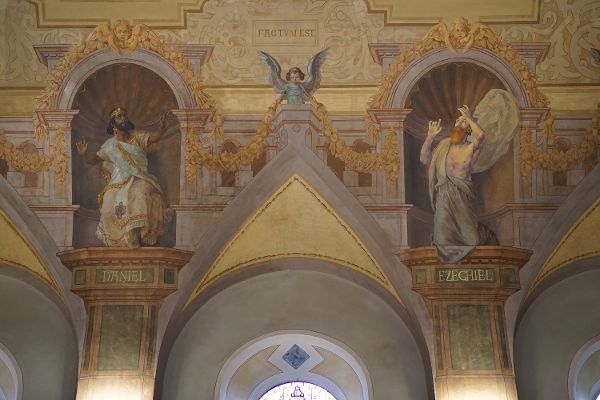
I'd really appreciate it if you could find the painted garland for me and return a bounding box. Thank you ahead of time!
[365,17,596,178]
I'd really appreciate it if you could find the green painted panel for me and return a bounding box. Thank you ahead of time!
[83,306,95,371]
[434,304,444,370]
[415,268,427,284]
[74,269,86,285]
[447,304,495,370]
[97,305,144,371]
[502,267,517,284]
[164,268,175,284]
[496,305,511,369]
[146,305,157,370]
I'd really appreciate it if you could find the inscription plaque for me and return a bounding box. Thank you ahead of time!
[253,20,318,46]
[436,268,496,283]
[96,269,154,284]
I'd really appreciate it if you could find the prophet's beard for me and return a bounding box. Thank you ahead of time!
[450,126,469,144]
[116,121,134,133]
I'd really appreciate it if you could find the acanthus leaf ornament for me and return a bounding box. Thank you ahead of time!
[366,17,595,179]
[30,20,225,183]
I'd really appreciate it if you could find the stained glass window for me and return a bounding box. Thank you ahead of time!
[258,381,337,400]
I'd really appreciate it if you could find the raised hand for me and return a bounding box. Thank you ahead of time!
[427,119,442,138]
[76,139,88,156]
[458,104,473,121]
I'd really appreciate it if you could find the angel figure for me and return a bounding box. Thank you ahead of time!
[421,22,452,52]
[258,49,328,105]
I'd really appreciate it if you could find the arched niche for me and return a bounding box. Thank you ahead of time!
[216,331,372,400]
[56,48,195,110]
[156,268,433,400]
[388,47,530,109]
[394,51,523,246]
[70,62,180,247]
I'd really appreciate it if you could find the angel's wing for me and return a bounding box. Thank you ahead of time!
[472,89,520,173]
[257,51,286,93]
[302,48,328,96]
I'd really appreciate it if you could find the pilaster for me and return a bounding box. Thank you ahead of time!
[272,104,322,152]
[58,247,193,400]
[398,246,531,400]
[367,108,413,249]
[515,108,549,201]
[34,109,79,248]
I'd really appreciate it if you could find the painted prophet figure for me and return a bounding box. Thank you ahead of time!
[258,48,328,104]
[76,107,171,248]
[419,89,520,262]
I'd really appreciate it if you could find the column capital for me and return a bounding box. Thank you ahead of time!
[367,108,413,125]
[398,246,531,302]
[170,109,214,127]
[519,108,550,126]
[58,247,193,303]
[272,104,321,133]
[35,109,79,129]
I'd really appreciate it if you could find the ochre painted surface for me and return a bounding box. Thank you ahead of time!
[0,209,62,298]
[447,304,495,371]
[97,305,144,371]
[187,174,402,306]
[26,0,539,28]
[311,347,364,400]
[529,198,600,295]
[365,0,539,24]
[2,85,600,117]
[226,346,279,400]
[1,0,597,92]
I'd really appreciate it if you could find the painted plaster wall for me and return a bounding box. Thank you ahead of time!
[0,274,78,400]
[160,270,431,400]
[514,266,600,400]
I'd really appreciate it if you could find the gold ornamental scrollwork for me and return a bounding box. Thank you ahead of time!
[30,19,224,182]
[365,17,550,141]
[0,128,68,183]
[369,17,550,109]
[33,20,222,141]
[518,106,599,182]
[311,97,399,181]
[185,97,400,183]
[185,98,284,183]
[367,17,596,178]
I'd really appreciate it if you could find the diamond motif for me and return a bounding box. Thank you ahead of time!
[282,344,310,369]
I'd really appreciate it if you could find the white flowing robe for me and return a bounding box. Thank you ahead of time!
[429,138,497,263]
[96,131,166,247]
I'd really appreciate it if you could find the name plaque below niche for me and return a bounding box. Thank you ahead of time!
[96,269,155,284]
[253,20,318,46]
[436,268,496,283]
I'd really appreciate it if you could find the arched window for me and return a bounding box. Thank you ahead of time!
[259,382,337,400]
[0,343,22,400]
[220,140,239,187]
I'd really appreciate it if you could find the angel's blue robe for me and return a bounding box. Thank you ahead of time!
[281,83,305,104]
